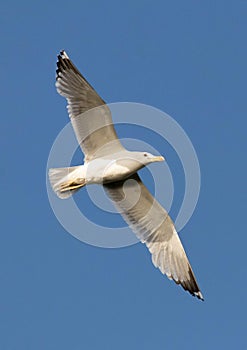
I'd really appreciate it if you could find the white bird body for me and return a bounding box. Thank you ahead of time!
[50,150,163,195]
[53,156,133,189]
[84,151,146,184]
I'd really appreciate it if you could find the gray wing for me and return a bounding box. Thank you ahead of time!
[56,51,124,161]
[104,173,204,300]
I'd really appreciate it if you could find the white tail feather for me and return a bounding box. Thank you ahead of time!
[49,166,85,199]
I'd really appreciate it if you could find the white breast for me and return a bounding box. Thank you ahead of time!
[85,158,130,184]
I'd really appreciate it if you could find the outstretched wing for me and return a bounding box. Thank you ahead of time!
[56,51,124,161]
[104,173,204,300]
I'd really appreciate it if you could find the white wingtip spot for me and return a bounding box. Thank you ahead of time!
[195,291,204,301]
[60,50,69,59]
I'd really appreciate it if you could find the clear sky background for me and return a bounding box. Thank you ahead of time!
[1,1,246,349]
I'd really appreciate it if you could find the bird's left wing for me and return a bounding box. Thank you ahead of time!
[56,51,124,161]
[104,173,204,300]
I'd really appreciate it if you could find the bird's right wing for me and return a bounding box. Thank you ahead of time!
[56,51,124,161]
[104,173,203,300]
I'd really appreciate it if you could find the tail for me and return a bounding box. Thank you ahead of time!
[48,165,85,199]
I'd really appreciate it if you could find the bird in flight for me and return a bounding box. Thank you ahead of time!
[49,51,204,300]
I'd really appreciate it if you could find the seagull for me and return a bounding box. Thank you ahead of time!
[49,51,204,300]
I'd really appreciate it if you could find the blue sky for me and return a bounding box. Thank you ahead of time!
[1,1,246,349]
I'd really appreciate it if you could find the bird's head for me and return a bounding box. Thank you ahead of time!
[136,152,165,165]
[114,151,165,176]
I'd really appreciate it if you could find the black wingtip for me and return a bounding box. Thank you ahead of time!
[56,50,70,80]
[58,50,69,60]
[195,291,204,301]
[182,285,204,301]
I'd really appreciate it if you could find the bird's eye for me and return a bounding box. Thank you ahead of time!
[144,153,147,157]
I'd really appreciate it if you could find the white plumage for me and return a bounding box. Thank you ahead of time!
[49,51,204,300]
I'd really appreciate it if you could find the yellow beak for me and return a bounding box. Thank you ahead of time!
[151,156,165,162]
